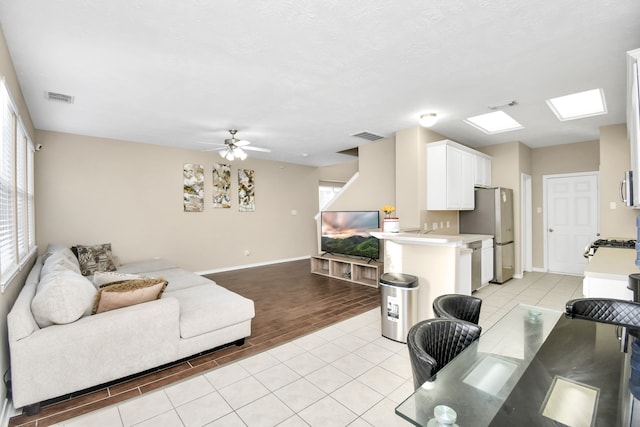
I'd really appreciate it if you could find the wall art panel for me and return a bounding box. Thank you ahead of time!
[183,163,204,212]
[212,163,231,208]
[238,169,255,212]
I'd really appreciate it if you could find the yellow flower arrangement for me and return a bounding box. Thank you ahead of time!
[381,205,396,217]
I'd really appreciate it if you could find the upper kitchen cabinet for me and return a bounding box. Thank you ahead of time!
[473,151,492,188]
[427,140,492,210]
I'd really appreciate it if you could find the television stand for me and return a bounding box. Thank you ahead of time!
[310,254,382,288]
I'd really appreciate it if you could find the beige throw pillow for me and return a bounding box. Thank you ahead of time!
[92,278,167,314]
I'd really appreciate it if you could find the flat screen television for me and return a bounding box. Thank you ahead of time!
[320,211,380,260]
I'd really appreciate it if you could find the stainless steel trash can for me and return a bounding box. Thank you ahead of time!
[380,272,419,343]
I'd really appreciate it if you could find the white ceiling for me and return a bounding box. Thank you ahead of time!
[0,1,639,166]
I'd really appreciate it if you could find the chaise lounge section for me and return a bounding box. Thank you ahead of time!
[7,244,255,413]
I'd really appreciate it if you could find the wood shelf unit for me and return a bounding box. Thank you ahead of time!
[310,254,383,288]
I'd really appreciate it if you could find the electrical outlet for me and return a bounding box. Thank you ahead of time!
[432,222,438,230]
[446,221,450,228]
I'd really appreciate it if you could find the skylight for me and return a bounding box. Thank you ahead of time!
[464,111,524,134]
[546,88,607,121]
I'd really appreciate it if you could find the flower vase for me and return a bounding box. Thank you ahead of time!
[383,217,400,233]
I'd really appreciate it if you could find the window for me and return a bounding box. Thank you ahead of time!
[0,80,36,291]
[319,180,345,210]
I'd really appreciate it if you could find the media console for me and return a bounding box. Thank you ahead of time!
[310,254,382,288]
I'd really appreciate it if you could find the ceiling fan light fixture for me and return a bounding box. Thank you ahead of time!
[234,147,248,160]
[419,113,438,128]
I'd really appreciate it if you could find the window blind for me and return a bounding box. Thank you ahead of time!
[0,80,36,290]
[16,123,27,259]
[0,86,17,279]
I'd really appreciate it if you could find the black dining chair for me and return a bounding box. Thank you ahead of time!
[407,318,482,389]
[565,298,640,330]
[433,294,482,325]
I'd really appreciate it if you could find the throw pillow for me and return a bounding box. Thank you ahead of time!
[92,277,167,314]
[76,243,117,276]
[40,251,82,279]
[92,271,142,288]
[31,270,96,328]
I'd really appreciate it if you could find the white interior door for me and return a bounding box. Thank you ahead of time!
[521,173,532,273]
[545,173,599,275]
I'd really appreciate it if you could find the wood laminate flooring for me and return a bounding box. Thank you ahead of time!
[9,259,381,427]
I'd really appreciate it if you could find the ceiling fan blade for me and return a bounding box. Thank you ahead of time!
[243,146,271,153]
[235,140,251,147]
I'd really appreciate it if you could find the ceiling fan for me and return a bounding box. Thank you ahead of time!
[203,129,271,161]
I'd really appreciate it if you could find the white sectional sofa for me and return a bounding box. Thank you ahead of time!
[7,245,255,413]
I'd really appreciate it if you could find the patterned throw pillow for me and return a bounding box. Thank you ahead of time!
[92,277,168,314]
[76,243,117,276]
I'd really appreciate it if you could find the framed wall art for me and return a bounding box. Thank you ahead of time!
[183,163,204,212]
[238,169,255,212]
[212,163,231,208]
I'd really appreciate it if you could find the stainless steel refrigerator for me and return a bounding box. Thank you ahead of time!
[460,187,514,284]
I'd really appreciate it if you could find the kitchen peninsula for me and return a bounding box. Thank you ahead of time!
[370,231,492,320]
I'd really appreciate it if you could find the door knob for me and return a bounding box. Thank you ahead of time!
[548,228,554,232]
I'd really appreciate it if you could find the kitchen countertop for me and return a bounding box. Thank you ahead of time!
[583,247,640,281]
[369,231,493,246]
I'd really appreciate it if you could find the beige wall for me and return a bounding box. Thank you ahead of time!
[35,131,325,272]
[394,126,457,233]
[530,141,600,268]
[599,124,637,238]
[327,137,396,214]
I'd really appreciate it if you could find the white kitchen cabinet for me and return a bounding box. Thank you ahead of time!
[582,276,634,300]
[481,239,494,285]
[474,153,492,188]
[427,140,474,210]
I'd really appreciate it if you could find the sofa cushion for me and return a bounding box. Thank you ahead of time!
[76,243,117,276]
[93,271,142,288]
[31,270,96,328]
[92,278,168,314]
[115,259,177,275]
[42,244,80,268]
[40,251,82,279]
[166,284,255,339]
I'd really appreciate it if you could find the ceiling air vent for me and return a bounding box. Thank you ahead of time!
[45,91,74,104]
[351,131,384,141]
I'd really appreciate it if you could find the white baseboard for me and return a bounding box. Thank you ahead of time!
[532,267,547,273]
[0,398,16,427]
[196,256,311,276]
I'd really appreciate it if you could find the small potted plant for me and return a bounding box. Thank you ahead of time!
[381,205,400,232]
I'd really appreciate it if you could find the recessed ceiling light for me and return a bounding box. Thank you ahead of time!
[464,111,523,134]
[546,88,607,121]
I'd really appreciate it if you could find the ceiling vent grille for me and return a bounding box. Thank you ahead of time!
[45,91,74,104]
[351,131,384,141]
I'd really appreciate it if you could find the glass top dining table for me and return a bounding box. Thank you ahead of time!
[395,303,631,426]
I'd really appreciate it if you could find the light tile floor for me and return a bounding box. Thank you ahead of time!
[55,272,583,427]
